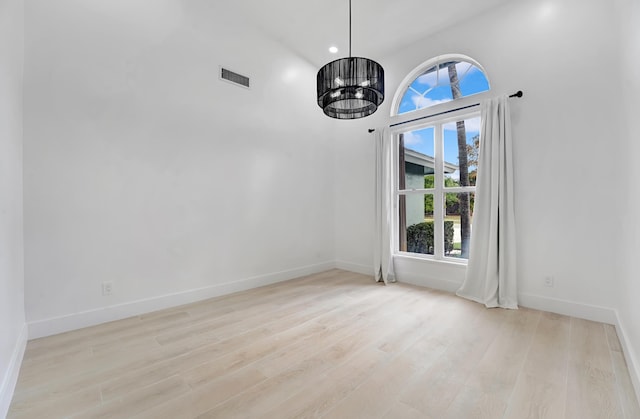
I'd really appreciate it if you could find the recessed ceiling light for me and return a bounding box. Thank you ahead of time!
[329,46,338,54]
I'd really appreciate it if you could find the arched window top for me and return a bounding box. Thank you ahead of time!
[393,54,490,116]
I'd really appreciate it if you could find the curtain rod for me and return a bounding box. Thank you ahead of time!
[368,90,523,133]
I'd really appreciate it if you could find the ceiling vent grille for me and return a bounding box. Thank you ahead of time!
[220,67,250,89]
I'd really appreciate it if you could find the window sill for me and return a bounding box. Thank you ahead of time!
[394,252,468,268]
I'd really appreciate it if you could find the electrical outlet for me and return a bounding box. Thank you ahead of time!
[102,281,113,296]
[544,276,554,287]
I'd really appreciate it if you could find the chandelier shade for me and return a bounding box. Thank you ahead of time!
[317,57,385,119]
[316,0,384,120]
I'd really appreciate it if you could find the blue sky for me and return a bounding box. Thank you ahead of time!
[399,62,488,179]
[398,62,489,114]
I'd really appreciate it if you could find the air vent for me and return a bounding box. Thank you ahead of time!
[220,67,250,89]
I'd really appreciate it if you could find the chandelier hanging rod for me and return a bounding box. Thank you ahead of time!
[349,0,351,58]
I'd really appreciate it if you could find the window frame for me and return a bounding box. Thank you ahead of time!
[391,106,482,264]
[389,54,491,265]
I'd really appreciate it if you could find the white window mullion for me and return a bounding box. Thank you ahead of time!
[433,122,444,259]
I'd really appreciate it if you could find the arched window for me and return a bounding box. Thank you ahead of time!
[391,55,489,262]
[393,55,489,116]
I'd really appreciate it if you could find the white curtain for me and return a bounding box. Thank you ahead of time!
[456,96,517,309]
[374,128,395,284]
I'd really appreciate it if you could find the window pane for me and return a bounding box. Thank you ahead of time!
[397,60,489,115]
[399,128,435,190]
[400,193,434,255]
[459,64,490,96]
[443,116,481,187]
[444,192,475,259]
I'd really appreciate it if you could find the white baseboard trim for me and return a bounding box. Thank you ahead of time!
[28,261,336,339]
[614,311,640,404]
[336,260,619,326]
[518,292,617,325]
[334,260,373,277]
[0,323,27,419]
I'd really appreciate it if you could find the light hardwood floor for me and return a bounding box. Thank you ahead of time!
[8,269,640,418]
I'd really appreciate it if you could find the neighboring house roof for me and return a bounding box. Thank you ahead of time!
[404,149,458,174]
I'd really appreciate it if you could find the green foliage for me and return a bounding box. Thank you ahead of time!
[466,134,480,168]
[467,134,480,185]
[406,221,454,255]
[424,175,472,217]
[424,176,463,216]
[444,178,460,214]
[444,221,454,254]
[444,177,459,187]
[407,222,433,254]
[424,175,434,215]
[424,175,434,188]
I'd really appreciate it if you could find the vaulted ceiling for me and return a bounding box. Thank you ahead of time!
[220,0,514,66]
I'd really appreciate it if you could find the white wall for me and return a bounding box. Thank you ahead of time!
[335,0,625,318]
[23,0,337,336]
[10,0,640,402]
[0,0,27,415]
[616,0,640,397]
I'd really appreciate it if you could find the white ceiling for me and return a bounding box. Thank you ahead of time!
[222,0,515,67]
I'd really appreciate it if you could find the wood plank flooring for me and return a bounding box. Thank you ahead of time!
[8,269,640,418]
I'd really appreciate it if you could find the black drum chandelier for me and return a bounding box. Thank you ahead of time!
[316,0,384,120]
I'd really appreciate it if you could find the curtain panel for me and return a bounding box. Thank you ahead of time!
[457,96,518,309]
[374,128,396,284]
